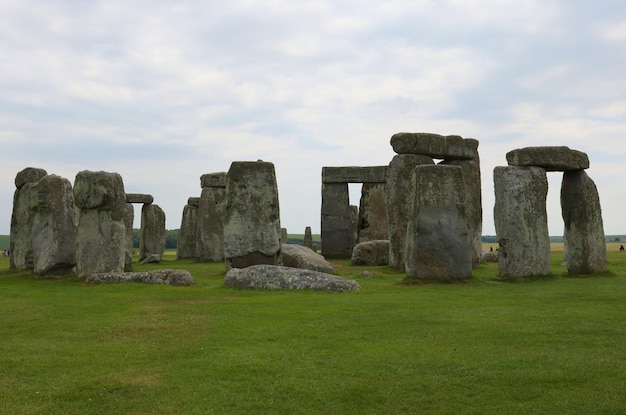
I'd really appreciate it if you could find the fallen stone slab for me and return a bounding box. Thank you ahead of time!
[281,243,334,274]
[390,132,478,159]
[351,240,389,266]
[126,193,154,204]
[85,269,194,286]
[224,265,360,292]
[506,146,589,171]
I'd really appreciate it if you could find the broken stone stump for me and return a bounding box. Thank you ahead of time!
[303,226,313,249]
[405,165,472,280]
[140,204,166,263]
[351,240,390,266]
[281,243,334,274]
[493,166,550,277]
[224,161,282,270]
[561,170,607,274]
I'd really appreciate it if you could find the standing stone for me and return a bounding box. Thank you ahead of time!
[123,203,134,271]
[281,228,288,245]
[31,174,78,275]
[493,166,550,277]
[384,154,434,271]
[405,165,472,280]
[140,204,166,263]
[303,226,313,249]
[440,153,482,267]
[74,171,127,278]
[561,170,607,274]
[10,167,48,270]
[349,205,359,253]
[358,183,388,243]
[177,197,199,259]
[321,182,352,258]
[224,161,282,270]
[197,172,227,262]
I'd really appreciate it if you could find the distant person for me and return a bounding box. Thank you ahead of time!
[2,249,7,257]
[620,245,624,252]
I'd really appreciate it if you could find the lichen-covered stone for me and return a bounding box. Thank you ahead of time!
[494,166,550,277]
[351,240,389,266]
[390,132,478,159]
[561,170,607,274]
[224,265,359,292]
[358,183,388,243]
[140,204,165,263]
[506,146,589,171]
[197,181,226,262]
[282,243,334,274]
[200,172,227,188]
[125,193,154,204]
[177,202,198,259]
[85,269,194,286]
[321,182,352,258]
[321,166,387,184]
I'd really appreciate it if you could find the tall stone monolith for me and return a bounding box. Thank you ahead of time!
[321,182,351,258]
[74,170,127,278]
[561,170,607,274]
[197,172,226,262]
[405,165,472,280]
[494,166,550,277]
[140,204,166,263]
[224,161,282,270]
[358,183,388,243]
[177,197,199,259]
[384,154,434,271]
[123,203,134,271]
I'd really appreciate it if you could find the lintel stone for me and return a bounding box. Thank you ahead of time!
[200,172,227,188]
[322,166,387,184]
[187,197,201,207]
[126,193,154,204]
[390,132,478,159]
[506,146,589,171]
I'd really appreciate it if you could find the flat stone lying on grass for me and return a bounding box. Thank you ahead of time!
[281,243,334,274]
[224,265,360,292]
[85,269,194,286]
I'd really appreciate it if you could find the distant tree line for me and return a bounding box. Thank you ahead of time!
[132,229,179,249]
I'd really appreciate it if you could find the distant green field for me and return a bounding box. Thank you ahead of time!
[0,235,9,250]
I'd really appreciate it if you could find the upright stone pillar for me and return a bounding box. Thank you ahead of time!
[74,170,127,278]
[197,172,226,262]
[384,154,434,271]
[123,203,134,271]
[357,183,388,243]
[31,174,78,275]
[140,204,166,263]
[224,161,282,270]
[10,167,48,270]
[177,197,199,259]
[494,166,550,277]
[561,170,607,274]
[405,165,472,280]
[321,183,351,258]
[303,226,313,249]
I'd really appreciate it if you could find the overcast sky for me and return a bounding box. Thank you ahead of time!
[1,0,625,237]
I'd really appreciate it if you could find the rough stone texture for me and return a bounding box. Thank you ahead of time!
[322,166,387,183]
[321,182,352,258]
[481,251,499,263]
[561,170,607,274]
[506,146,589,171]
[281,228,288,245]
[493,166,550,277]
[390,132,478,160]
[303,226,313,249]
[358,183,388,243]
[125,193,154,204]
[31,174,79,275]
[74,170,127,278]
[140,204,166,263]
[282,243,334,274]
[187,197,200,207]
[177,202,198,259]
[10,167,48,270]
[139,253,161,264]
[440,155,482,267]
[351,240,390,266]
[85,269,194,286]
[405,165,472,280]
[349,205,359,252]
[123,203,134,272]
[224,161,282,270]
[224,265,360,292]
[196,172,226,262]
[384,154,435,271]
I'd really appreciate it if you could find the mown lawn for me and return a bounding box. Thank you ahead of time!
[0,250,625,414]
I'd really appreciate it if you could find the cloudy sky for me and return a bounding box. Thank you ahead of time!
[1,0,625,237]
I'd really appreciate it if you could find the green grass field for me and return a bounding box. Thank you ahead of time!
[1,249,625,414]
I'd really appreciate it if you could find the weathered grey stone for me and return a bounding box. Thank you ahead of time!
[322,166,387,183]
[282,243,334,274]
[405,165,472,280]
[140,204,165,263]
[440,155,482,267]
[303,226,313,249]
[31,174,78,275]
[481,251,499,263]
[187,197,200,207]
[224,265,360,292]
[281,228,288,245]
[196,182,226,262]
[125,193,154,204]
[358,183,388,243]
[85,269,194,286]
[200,172,227,188]
[224,161,282,270]
[494,166,550,277]
[506,146,589,171]
[561,170,607,274]
[321,182,352,258]
[74,170,127,278]
[14,167,47,189]
[123,203,134,272]
[351,240,389,266]
[139,253,161,264]
[177,202,198,259]
[390,132,478,159]
[349,205,359,252]
[384,154,435,271]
